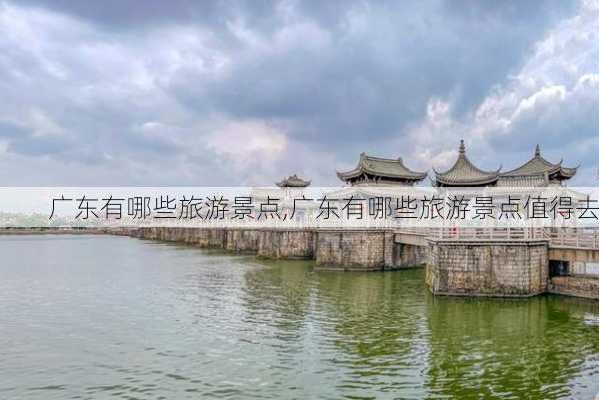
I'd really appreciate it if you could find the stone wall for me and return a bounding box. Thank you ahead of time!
[130,228,319,258]
[549,247,599,263]
[549,276,599,300]
[314,230,387,270]
[393,242,429,269]
[118,227,430,271]
[182,228,226,247]
[426,240,549,297]
[224,229,260,252]
[257,230,315,259]
[129,227,227,247]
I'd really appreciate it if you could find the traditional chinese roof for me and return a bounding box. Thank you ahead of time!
[336,153,427,184]
[500,144,578,181]
[249,187,318,208]
[275,174,311,188]
[325,185,434,200]
[433,140,501,187]
[496,174,547,187]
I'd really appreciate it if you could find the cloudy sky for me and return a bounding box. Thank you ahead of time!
[0,0,598,186]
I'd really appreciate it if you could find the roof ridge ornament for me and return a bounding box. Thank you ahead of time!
[432,140,501,186]
[500,145,577,181]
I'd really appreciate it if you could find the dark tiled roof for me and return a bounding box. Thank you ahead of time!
[276,174,311,187]
[500,144,578,180]
[337,153,428,182]
[433,140,500,186]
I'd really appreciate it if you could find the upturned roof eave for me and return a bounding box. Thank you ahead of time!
[337,168,428,181]
[501,158,578,179]
[336,168,362,180]
[361,165,427,180]
[554,165,578,178]
[434,175,499,186]
[337,154,428,181]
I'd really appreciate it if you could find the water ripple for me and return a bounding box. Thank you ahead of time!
[0,235,598,399]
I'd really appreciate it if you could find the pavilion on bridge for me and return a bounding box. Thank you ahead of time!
[336,153,428,186]
[432,140,578,187]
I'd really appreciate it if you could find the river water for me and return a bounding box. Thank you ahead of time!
[0,235,598,399]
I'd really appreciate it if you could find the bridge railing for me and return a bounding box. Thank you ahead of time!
[543,227,599,249]
[395,227,599,249]
[429,227,545,240]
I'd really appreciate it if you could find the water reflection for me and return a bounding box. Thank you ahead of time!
[310,271,429,398]
[424,295,599,399]
[0,235,598,400]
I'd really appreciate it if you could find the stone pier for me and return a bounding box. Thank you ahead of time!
[121,227,427,271]
[314,230,388,271]
[549,276,599,300]
[426,240,549,297]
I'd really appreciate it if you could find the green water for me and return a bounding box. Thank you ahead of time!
[0,235,598,399]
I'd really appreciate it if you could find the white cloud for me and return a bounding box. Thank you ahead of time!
[404,99,466,170]
[402,0,599,182]
[207,119,288,162]
[27,108,64,137]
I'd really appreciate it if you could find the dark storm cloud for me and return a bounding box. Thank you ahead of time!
[0,0,594,185]
[167,0,577,150]
[17,0,250,28]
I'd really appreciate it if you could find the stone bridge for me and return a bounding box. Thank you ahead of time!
[114,226,599,300]
[120,227,430,272]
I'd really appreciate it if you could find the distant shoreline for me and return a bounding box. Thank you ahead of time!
[0,227,106,235]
